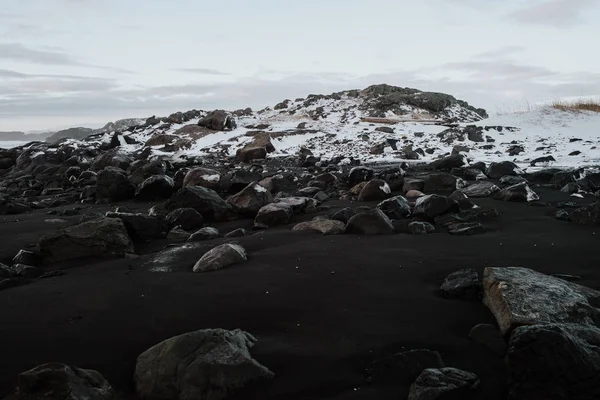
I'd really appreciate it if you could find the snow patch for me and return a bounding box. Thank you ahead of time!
[525,185,540,202]
[254,184,268,193]
[201,174,220,183]
[380,182,391,194]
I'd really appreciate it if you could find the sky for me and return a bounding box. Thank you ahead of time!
[1,0,599,132]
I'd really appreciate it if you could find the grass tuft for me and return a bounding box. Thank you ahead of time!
[550,98,600,113]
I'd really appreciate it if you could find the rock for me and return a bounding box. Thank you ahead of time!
[182,167,221,189]
[165,186,228,221]
[423,173,458,192]
[495,182,539,202]
[348,166,374,185]
[224,228,248,238]
[376,196,411,219]
[6,363,115,400]
[561,182,580,194]
[95,167,135,202]
[166,208,204,231]
[556,209,571,221]
[447,222,485,235]
[193,243,247,272]
[413,195,459,219]
[197,109,236,131]
[134,329,273,400]
[12,264,44,278]
[440,269,481,300]
[408,368,480,400]
[500,175,527,185]
[550,170,581,186]
[460,181,500,198]
[134,175,175,201]
[37,217,134,263]
[188,227,220,241]
[530,155,556,166]
[230,169,262,193]
[486,161,522,178]
[274,197,317,214]
[331,207,357,224]
[431,154,467,170]
[292,219,345,235]
[167,227,191,242]
[408,221,435,234]
[569,202,600,226]
[375,126,394,133]
[105,212,167,240]
[12,249,39,266]
[406,190,425,199]
[508,145,525,156]
[254,203,293,227]
[227,182,272,217]
[462,168,487,181]
[403,179,425,193]
[482,267,600,335]
[346,209,395,235]
[236,147,267,163]
[469,324,506,355]
[507,323,600,400]
[0,263,14,279]
[466,125,484,142]
[366,349,445,385]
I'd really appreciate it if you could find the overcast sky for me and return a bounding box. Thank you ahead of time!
[1,0,599,131]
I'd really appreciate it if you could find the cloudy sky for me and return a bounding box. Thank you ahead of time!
[1,0,599,131]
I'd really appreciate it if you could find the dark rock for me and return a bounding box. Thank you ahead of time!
[486,161,522,178]
[0,263,14,279]
[377,196,411,219]
[37,217,134,263]
[193,243,247,272]
[346,209,395,235]
[440,269,481,299]
[507,323,600,400]
[569,202,600,226]
[6,362,116,400]
[224,228,248,238]
[483,267,600,335]
[236,147,267,163]
[530,155,556,166]
[197,109,236,131]
[460,181,500,198]
[448,222,485,235]
[408,368,480,400]
[431,154,467,170]
[413,195,459,219]
[331,207,357,224]
[12,249,39,266]
[188,227,219,241]
[500,175,528,185]
[166,208,204,231]
[466,125,484,142]
[348,166,374,185]
[227,182,272,217]
[167,227,191,242]
[550,170,582,186]
[357,179,391,202]
[182,167,221,189]
[561,182,580,194]
[462,168,487,181]
[569,150,582,156]
[508,145,525,156]
[165,186,228,221]
[408,221,435,234]
[292,219,345,235]
[469,324,506,355]
[254,203,293,227]
[95,167,135,202]
[423,173,458,192]
[12,264,44,278]
[495,182,539,202]
[230,170,262,193]
[403,179,425,193]
[135,175,174,201]
[104,212,167,240]
[375,126,394,133]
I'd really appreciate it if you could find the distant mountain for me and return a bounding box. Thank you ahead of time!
[44,118,146,143]
[0,131,50,142]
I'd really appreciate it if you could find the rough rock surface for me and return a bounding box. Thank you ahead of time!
[134,329,273,400]
[377,196,411,220]
[357,179,391,202]
[292,219,345,235]
[569,202,600,226]
[165,186,228,221]
[483,267,600,335]
[254,203,293,227]
[460,181,500,198]
[440,269,481,300]
[346,209,395,235]
[193,243,247,272]
[413,195,459,219]
[226,182,272,217]
[408,367,480,400]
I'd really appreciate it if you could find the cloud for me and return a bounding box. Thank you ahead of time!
[509,0,595,27]
[440,61,558,81]
[0,42,77,65]
[174,68,231,76]
[473,46,525,60]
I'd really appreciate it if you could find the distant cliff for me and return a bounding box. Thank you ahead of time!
[0,131,49,142]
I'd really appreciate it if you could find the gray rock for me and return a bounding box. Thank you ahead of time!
[569,202,600,226]
[197,109,237,131]
[292,219,345,235]
[507,323,600,400]
[367,349,445,385]
[494,182,539,202]
[440,269,481,299]
[37,217,134,263]
[486,161,522,179]
[0,263,14,279]
[555,209,570,221]
[224,228,248,238]
[274,196,317,214]
[254,203,293,227]
[348,166,374,185]
[95,167,135,202]
[105,212,167,240]
[469,324,506,355]
[166,208,204,231]
[413,195,459,219]
[357,179,392,202]
[167,227,191,242]
[134,329,273,400]
[408,221,435,234]
[377,196,411,219]
[331,207,357,224]
[460,181,500,198]
[188,227,219,241]
[408,367,480,400]
[165,186,228,221]
[500,175,528,185]
[12,264,44,278]
[346,209,395,235]
[431,154,467,170]
[423,173,458,192]
[403,178,425,193]
[12,250,39,266]
[227,182,272,217]
[7,362,115,400]
[135,175,175,201]
[182,167,222,189]
[447,222,485,235]
[483,267,600,335]
[193,243,247,272]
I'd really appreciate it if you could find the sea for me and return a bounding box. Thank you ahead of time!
[0,141,30,149]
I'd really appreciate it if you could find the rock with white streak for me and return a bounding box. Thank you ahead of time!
[193,243,247,272]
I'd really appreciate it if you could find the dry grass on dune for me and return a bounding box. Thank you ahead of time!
[550,98,600,113]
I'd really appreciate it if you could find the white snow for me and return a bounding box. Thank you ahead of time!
[380,182,391,194]
[525,185,540,202]
[254,184,268,193]
[201,174,220,183]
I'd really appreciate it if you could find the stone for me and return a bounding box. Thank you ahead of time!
[440,269,481,300]
[188,227,220,242]
[12,250,39,266]
[236,147,267,163]
[569,202,600,226]
[230,169,263,193]
[167,227,191,242]
[193,243,247,272]
[105,212,167,240]
[555,209,570,221]
[431,154,467,170]
[377,196,411,220]
[134,329,273,400]
[482,267,600,335]
[469,324,506,355]
[408,221,435,234]
[346,209,395,235]
[486,161,522,178]
[224,228,248,238]
[331,207,357,224]
[182,167,221,189]
[357,179,391,202]
[197,109,236,131]
[292,219,345,235]
[165,186,228,221]
[348,166,374,185]
[447,222,485,235]
[135,175,175,201]
[166,208,204,231]
[274,197,317,214]
[254,203,293,227]
[405,190,425,199]
[12,264,44,278]
[227,182,272,217]
[530,155,556,166]
[403,179,425,193]
[495,182,539,202]
[95,167,135,202]
[0,263,14,279]
[408,368,480,400]
[423,173,458,192]
[507,323,600,400]
[460,181,500,198]
[37,217,134,263]
[366,349,446,385]
[500,175,528,185]
[413,195,459,219]
[7,363,115,400]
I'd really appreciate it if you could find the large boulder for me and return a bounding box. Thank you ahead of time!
[226,182,272,217]
[494,182,539,202]
[37,217,134,263]
[134,329,273,400]
[193,243,247,272]
[482,267,600,335]
[357,179,391,202]
[165,186,228,221]
[507,323,600,400]
[377,196,411,219]
[182,167,222,189]
[95,167,135,202]
[236,147,267,163]
[5,363,115,400]
[413,194,459,219]
[135,175,175,201]
[292,219,345,235]
[348,166,374,185]
[408,368,480,400]
[440,269,481,300]
[431,154,467,170]
[346,209,395,235]
[569,202,600,226]
[166,208,204,231]
[254,203,293,227]
[197,109,237,131]
[460,181,500,198]
[486,161,522,178]
[105,212,167,240]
